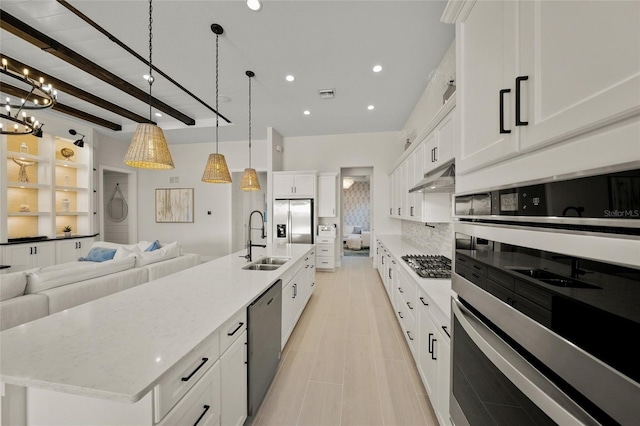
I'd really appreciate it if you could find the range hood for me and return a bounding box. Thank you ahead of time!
[409,161,455,193]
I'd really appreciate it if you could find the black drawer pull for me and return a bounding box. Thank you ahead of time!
[515,76,529,126]
[419,297,428,306]
[441,326,450,338]
[227,322,244,336]
[431,339,437,360]
[407,301,414,310]
[472,265,482,271]
[181,358,209,382]
[398,311,404,319]
[193,404,211,426]
[406,331,414,341]
[398,287,404,293]
[472,273,480,279]
[499,88,512,134]
[428,333,434,354]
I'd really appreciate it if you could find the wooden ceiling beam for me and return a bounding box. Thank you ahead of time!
[0,54,152,126]
[0,82,122,130]
[0,10,196,126]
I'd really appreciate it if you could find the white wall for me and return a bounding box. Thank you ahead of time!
[282,131,401,238]
[135,139,267,259]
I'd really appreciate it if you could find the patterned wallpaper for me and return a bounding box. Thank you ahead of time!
[401,220,453,259]
[343,181,370,230]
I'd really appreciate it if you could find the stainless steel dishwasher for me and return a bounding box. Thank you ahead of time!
[247,279,282,419]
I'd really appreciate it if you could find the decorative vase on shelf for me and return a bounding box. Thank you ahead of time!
[61,198,70,213]
[63,226,72,238]
[20,142,29,154]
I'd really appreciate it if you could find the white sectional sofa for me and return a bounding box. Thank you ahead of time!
[0,241,200,331]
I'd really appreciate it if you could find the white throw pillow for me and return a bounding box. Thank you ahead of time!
[343,225,354,235]
[135,241,179,267]
[0,269,39,301]
[25,257,135,294]
[114,246,140,260]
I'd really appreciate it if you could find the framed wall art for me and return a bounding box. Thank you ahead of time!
[155,188,194,223]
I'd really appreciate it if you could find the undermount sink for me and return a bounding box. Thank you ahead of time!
[242,257,291,271]
[256,257,290,265]
[242,264,281,271]
[507,268,601,289]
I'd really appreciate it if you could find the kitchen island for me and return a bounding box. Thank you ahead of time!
[0,243,314,425]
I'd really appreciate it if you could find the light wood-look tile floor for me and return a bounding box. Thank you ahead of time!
[254,256,439,426]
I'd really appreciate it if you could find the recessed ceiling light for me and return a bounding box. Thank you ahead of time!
[286,75,295,82]
[303,110,310,115]
[155,112,162,117]
[247,0,261,11]
[367,105,375,110]
[373,65,382,73]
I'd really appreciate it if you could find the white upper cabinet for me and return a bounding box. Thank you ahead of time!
[273,172,316,198]
[452,0,640,175]
[517,1,640,151]
[317,173,337,217]
[456,0,518,174]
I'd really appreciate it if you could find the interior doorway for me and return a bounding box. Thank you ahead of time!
[340,167,373,258]
[231,171,268,253]
[99,166,137,244]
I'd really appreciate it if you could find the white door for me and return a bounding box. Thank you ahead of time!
[457,0,518,174]
[220,330,247,426]
[518,1,640,152]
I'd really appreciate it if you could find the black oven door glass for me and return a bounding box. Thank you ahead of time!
[453,317,557,426]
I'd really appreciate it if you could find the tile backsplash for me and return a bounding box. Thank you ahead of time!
[401,220,453,257]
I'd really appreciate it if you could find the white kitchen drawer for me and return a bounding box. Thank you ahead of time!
[316,237,335,245]
[316,256,335,270]
[316,244,333,257]
[154,331,220,422]
[219,308,247,354]
[158,359,221,426]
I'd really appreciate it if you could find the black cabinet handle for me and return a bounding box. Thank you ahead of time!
[34,246,37,255]
[227,322,244,336]
[193,404,211,426]
[431,339,437,360]
[442,326,450,338]
[407,301,413,310]
[398,208,401,215]
[30,247,33,255]
[382,256,384,265]
[392,260,396,265]
[398,311,404,319]
[410,206,414,217]
[376,248,379,255]
[419,297,428,306]
[181,358,209,382]
[433,146,438,162]
[390,208,392,215]
[398,287,403,293]
[389,269,392,279]
[293,284,297,298]
[472,265,482,271]
[515,76,529,126]
[428,333,434,353]
[406,331,414,341]
[499,89,512,134]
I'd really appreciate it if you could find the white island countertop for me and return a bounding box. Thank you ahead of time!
[376,234,452,321]
[0,244,314,403]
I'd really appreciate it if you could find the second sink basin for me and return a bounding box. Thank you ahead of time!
[256,257,291,265]
[242,264,281,271]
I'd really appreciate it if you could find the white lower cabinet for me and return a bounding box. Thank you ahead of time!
[417,289,451,426]
[56,237,94,263]
[315,237,335,271]
[158,360,221,426]
[2,241,55,268]
[220,330,247,426]
[281,257,314,349]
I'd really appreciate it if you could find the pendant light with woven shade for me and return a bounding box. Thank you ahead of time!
[123,0,175,170]
[240,70,260,191]
[201,24,232,184]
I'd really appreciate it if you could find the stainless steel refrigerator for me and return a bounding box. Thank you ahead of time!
[273,199,314,244]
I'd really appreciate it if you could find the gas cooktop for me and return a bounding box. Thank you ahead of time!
[401,254,452,279]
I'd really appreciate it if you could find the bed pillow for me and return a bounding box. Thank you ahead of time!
[79,247,117,262]
[353,226,362,234]
[145,240,161,252]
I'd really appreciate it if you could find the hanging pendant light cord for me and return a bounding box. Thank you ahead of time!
[248,73,252,168]
[147,0,154,121]
[215,33,220,153]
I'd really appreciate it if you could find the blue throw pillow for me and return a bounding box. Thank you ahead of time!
[79,247,117,262]
[145,240,161,252]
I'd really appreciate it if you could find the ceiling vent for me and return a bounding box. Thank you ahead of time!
[318,88,336,99]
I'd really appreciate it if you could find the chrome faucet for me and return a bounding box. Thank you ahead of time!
[245,210,267,262]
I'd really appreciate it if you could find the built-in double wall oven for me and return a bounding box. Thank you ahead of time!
[451,165,640,426]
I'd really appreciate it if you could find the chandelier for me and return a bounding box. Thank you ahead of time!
[0,57,56,135]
